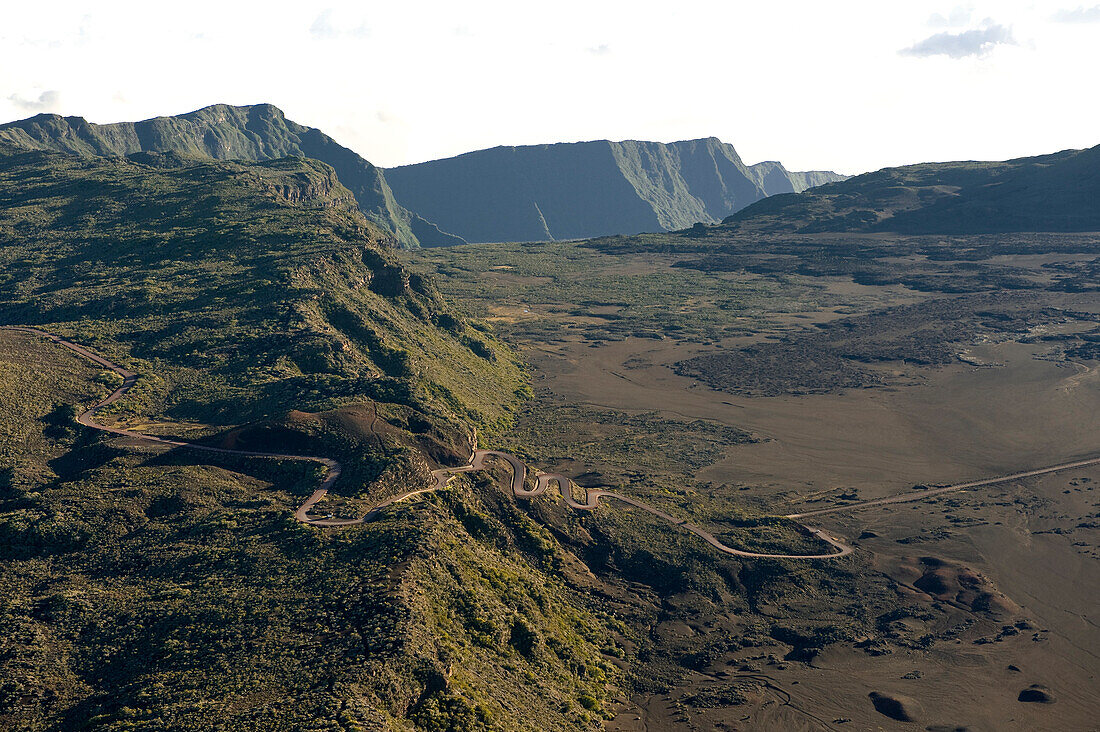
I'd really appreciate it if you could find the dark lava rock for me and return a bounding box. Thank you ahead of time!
[869,691,919,722]
[914,572,950,595]
[784,646,819,663]
[1018,684,1055,703]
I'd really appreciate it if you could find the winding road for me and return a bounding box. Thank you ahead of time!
[300,449,853,558]
[6,325,851,559]
[2,327,343,493]
[12,324,1097,560]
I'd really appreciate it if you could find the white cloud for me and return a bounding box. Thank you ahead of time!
[900,22,1016,58]
[928,5,973,27]
[1051,5,1100,22]
[309,8,369,40]
[309,9,337,39]
[8,90,62,113]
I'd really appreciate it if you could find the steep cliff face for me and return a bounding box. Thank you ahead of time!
[0,105,851,246]
[387,142,660,243]
[384,137,846,242]
[0,104,466,248]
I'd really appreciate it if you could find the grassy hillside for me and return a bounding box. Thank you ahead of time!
[385,138,845,243]
[0,104,465,248]
[0,145,644,731]
[721,144,1100,234]
[0,323,896,732]
[0,328,631,731]
[0,145,520,437]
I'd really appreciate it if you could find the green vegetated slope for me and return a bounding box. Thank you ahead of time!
[0,103,465,248]
[0,145,640,730]
[721,144,1100,234]
[0,328,630,731]
[0,324,887,732]
[0,145,518,436]
[385,137,846,243]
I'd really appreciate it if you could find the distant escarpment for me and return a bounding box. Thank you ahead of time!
[718,144,1100,235]
[0,103,465,248]
[385,137,846,243]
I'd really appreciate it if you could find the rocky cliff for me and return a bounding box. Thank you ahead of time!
[384,137,846,242]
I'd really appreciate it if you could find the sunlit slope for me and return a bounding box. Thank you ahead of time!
[0,145,522,432]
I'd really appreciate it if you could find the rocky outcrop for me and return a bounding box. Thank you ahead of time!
[1018,684,1056,704]
[868,691,921,722]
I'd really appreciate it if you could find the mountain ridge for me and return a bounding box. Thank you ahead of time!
[0,104,466,248]
[0,142,521,432]
[717,144,1100,234]
[0,104,848,246]
[384,136,847,243]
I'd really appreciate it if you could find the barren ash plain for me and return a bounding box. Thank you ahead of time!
[410,231,1100,730]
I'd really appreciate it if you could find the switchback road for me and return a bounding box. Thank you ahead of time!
[4,324,947,560]
[299,449,853,558]
[2,327,343,492]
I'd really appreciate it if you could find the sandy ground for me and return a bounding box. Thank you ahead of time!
[516,323,1099,730]
[527,337,1100,506]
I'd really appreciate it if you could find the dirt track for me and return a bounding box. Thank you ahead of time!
[301,449,854,559]
[19,324,1100,559]
[26,323,1097,558]
[2,327,343,489]
[786,456,1100,519]
[3,325,866,559]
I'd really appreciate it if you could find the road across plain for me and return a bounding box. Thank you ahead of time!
[785,456,1100,519]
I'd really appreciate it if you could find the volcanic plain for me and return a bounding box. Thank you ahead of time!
[409,233,1100,730]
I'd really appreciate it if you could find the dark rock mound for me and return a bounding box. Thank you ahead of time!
[869,691,920,722]
[784,646,819,663]
[913,571,950,595]
[1018,684,1055,704]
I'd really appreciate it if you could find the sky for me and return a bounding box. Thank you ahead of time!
[1,1,1097,176]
